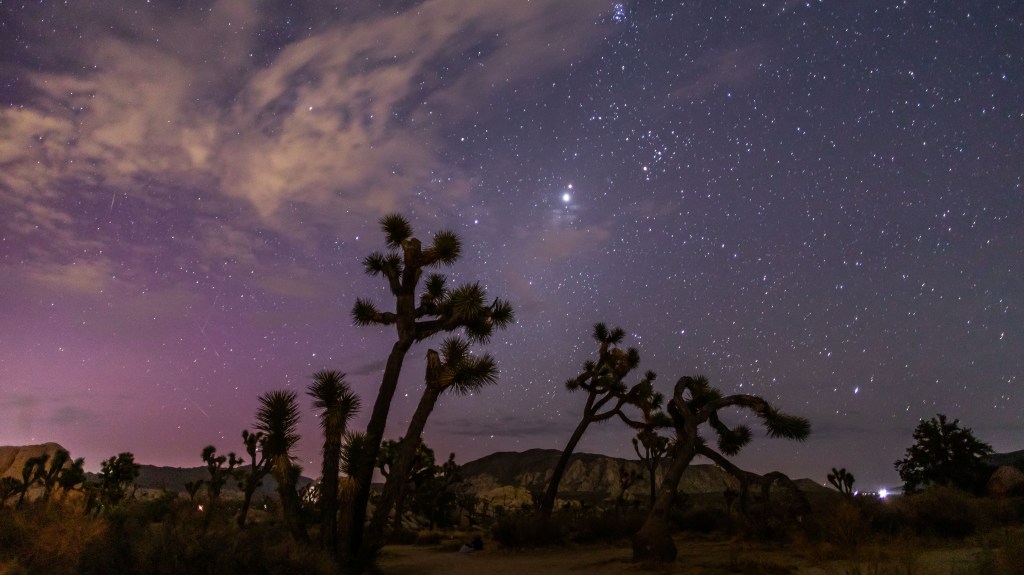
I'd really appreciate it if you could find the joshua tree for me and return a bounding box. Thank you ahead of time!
[633,375,810,562]
[307,370,361,555]
[827,467,856,496]
[539,323,657,518]
[895,413,993,494]
[185,480,203,503]
[633,427,670,508]
[631,382,671,509]
[16,454,48,507]
[0,476,20,505]
[346,213,513,560]
[98,452,140,506]
[366,336,498,547]
[254,390,308,542]
[56,455,85,497]
[201,445,243,505]
[236,429,271,527]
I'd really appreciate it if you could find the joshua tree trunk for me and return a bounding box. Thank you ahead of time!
[320,434,341,553]
[346,336,413,557]
[647,465,658,509]
[274,461,309,543]
[367,384,442,548]
[539,417,590,518]
[632,435,697,562]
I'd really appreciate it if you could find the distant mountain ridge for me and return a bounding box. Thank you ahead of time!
[458,448,829,508]
[5,443,1021,504]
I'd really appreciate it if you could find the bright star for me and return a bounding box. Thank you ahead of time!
[562,192,571,203]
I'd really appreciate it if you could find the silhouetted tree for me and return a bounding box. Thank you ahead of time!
[827,467,856,496]
[254,390,308,542]
[894,413,993,494]
[367,336,498,547]
[56,456,85,496]
[236,429,271,527]
[201,445,243,505]
[539,323,657,518]
[15,454,48,507]
[307,370,361,555]
[98,452,140,506]
[38,449,70,502]
[0,477,19,505]
[185,480,203,503]
[374,437,436,534]
[633,376,810,562]
[631,383,671,509]
[346,213,513,563]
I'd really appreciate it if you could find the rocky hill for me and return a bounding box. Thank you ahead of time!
[458,448,825,508]
[0,442,69,480]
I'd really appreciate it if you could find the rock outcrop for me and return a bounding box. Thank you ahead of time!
[988,465,1024,497]
[0,442,70,480]
[461,448,751,508]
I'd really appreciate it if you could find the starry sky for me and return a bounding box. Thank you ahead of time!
[1,1,1021,491]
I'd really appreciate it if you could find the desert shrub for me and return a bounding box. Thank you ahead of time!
[0,502,107,575]
[898,485,979,538]
[491,513,564,549]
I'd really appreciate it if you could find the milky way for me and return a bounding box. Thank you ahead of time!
[1,1,1021,490]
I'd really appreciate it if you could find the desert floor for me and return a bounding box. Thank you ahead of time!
[377,535,995,575]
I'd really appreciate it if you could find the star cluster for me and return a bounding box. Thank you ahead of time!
[0,1,1020,489]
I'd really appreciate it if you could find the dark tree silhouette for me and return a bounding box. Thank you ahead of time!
[346,213,513,562]
[366,337,497,548]
[375,437,436,534]
[630,380,671,509]
[894,413,993,494]
[307,370,361,555]
[236,429,271,528]
[539,323,657,518]
[827,467,856,496]
[254,390,308,542]
[38,448,71,502]
[633,376,810,562]
[201,445,243,505]
[55,455,86,497]
[0,477,19,505]
[16,454,48,507]
[98,452,140,506]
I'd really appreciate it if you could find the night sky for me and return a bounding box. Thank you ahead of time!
[1,1,1021,491]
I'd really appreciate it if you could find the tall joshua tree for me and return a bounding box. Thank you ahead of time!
[633,375,810,562]
[366,336,498,548]
[539,323,657,518]
[254,390,308,542]
[347,213,513,559]
[307,370,361,555]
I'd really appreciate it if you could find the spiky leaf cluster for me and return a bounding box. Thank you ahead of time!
[352,214,512,343]
[255,390,302,461]
[667,375,810,463]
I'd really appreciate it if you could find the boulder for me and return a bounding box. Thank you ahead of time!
[987,465,1024,497]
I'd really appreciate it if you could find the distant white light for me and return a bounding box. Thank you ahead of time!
[562,192,571,203]
[878,488,889,499]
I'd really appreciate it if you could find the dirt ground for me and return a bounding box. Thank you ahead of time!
[377,536,999,575]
